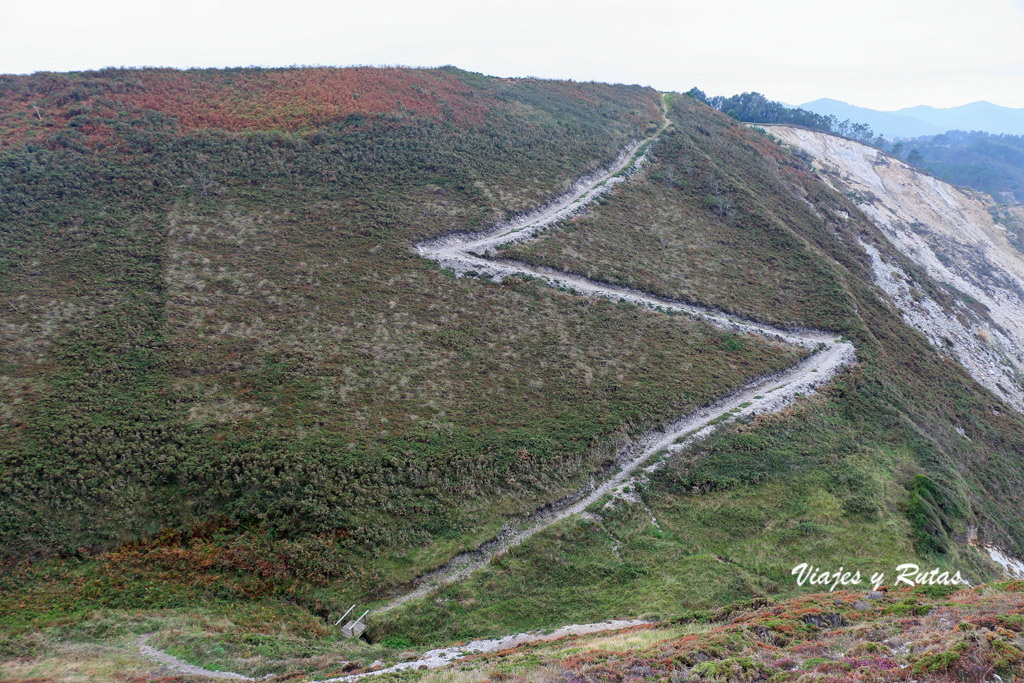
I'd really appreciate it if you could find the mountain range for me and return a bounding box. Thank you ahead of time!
[799,97,1024,138]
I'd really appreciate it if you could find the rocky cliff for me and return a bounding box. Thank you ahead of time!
[765,125,1024,412]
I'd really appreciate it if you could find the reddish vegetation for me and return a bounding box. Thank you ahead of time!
[470,584,1024,681]
[116,67,496,129]
[0,67,498,149]
[0,520,379,622]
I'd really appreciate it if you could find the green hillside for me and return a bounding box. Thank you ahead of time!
[2,70,1023,681]
[374,93,1024,644]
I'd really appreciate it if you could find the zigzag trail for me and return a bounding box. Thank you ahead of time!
[138,98,856,680]
[381,98,856,615]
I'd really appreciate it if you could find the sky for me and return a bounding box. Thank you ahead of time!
[3,0,1024,110]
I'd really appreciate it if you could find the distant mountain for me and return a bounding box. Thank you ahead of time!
[800,98,1024,138]
[897,101,1024,137]
[800,98,941,137]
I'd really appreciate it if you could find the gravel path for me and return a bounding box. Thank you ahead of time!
[321,619,649,681]
[137,621,649,681]
[137,635,253,679]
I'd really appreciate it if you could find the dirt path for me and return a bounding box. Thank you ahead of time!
[137,95,856,680]
[139,621,648,681]
[322,619,649,681]
[137,635,253,680]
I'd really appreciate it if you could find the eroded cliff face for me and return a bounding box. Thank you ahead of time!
[765,125,1024,412]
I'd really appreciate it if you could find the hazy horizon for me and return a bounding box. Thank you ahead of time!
[3,0,1023,110]
[4,61,1023,114]
[797,97,1023,112]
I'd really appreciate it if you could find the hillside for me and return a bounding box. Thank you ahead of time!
[400,582,1024,682]
[2,67,814,583]
[2,71,1024,681]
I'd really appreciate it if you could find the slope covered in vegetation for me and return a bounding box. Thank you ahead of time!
[408,582,1024,682]
[0,66,595,145]
[0,67,809,640]
[370,90,1024,641]
[2,71,1024,680]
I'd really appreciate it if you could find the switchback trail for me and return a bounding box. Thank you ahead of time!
[137,96,857,680]
[378,97,856,613]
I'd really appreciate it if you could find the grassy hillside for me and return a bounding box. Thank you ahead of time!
[407,582,1024,682]
[0,68,808,640]
[497,94,1024,555]
[501,100,857,330]
[2,73,1024,680]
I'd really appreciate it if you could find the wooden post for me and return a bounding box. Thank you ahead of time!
[334,604,355,627]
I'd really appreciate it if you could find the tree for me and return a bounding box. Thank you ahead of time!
[686,87,708,103]
[850,122,873,143]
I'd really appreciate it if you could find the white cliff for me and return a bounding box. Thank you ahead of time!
[765,125,1024,412]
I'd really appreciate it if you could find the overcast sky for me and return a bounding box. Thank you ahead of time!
[3,0,1024,110]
